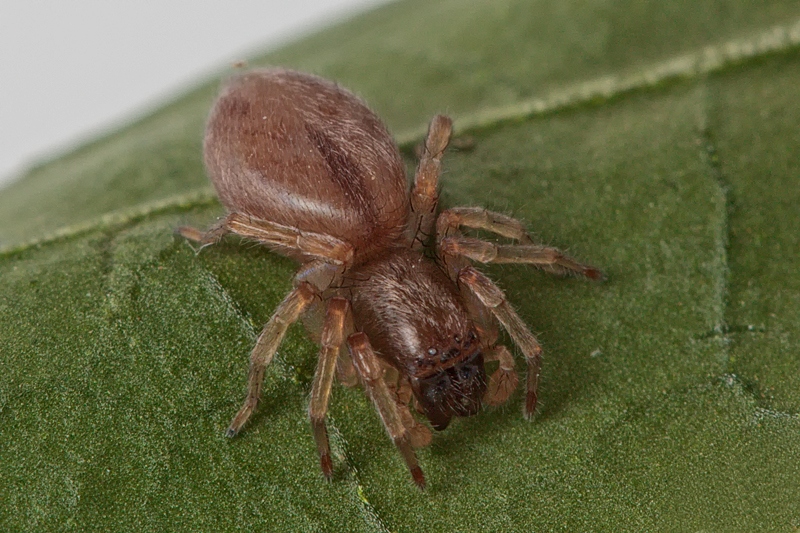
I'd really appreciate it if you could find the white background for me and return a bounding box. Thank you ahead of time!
[0,0,389,188]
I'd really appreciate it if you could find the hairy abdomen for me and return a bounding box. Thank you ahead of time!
[204,69,409,261]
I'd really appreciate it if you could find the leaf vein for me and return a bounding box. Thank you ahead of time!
[4,17,800,260]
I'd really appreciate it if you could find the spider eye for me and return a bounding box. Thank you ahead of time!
[440,348,460,363]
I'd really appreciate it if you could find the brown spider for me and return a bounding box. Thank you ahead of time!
[179,68,603,489]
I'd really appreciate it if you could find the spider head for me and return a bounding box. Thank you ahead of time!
[411,350,487,431]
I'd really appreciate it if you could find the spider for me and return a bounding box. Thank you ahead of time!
[178,68,603,489]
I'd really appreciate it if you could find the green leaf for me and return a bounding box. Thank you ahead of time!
[2,1,800,531]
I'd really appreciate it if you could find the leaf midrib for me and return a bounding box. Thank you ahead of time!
[2,16,798,260]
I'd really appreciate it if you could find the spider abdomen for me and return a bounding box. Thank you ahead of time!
[204,68,410,261]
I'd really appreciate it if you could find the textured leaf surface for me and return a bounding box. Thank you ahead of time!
[2,1,800,531]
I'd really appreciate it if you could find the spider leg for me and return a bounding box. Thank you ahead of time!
[178,212,354,267]
[441,236,605,280]
[457,267,543,419]
[308,297,351,479]
[294,260,358,388]
[392,374,433,448]
[483,345,519,406]
[348,332,426,489]
[226,282,317,436]
[436,207,534,243]
[335,350,359,388]
[176,216,230,249]
[405,115,452,249]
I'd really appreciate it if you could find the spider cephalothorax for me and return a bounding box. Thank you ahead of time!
[179,68,603,489]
